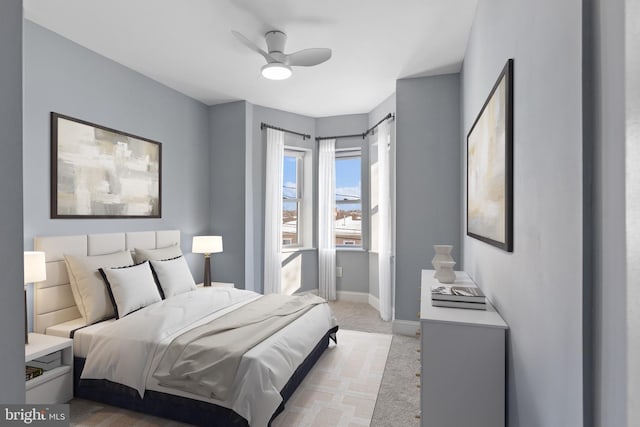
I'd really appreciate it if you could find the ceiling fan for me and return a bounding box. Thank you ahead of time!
[232,30,332,80]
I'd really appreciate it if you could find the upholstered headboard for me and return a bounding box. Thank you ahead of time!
[33,230,180,333]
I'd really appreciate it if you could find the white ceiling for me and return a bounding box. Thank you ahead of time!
[23,0,477,118]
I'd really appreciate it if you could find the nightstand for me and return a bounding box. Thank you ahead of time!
[25,333,73,404]
[197,282,235,288]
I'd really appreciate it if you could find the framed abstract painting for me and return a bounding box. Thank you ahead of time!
[51,113,162,218]
[467,59,514,251]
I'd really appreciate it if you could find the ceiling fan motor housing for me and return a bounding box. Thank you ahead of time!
[265,30,287,55]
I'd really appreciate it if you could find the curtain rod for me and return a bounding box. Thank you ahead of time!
[366,112,395,137]
[316,133,365,141]
[315,112,395,141]
[260,122,311,140]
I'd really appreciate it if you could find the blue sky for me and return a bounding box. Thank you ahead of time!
[335,157,361,199]
[283,155,361,200]
[283,156,298,199]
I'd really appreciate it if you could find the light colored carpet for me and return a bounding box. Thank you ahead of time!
[70,301,421,426]
[327,300,393,335]
[371,335,421,426]
[272,330,392,427]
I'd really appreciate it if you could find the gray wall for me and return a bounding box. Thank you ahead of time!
[395,74,461,321]
[244,102,255,290]
[23,21,210,277]
[208,101,248,288]
[316,114,370,294]
[461,0,584,425]
[592,0,640,424]
[626,0,640,423]
[0,0,25,404]
[592,0,625,424]
[334,252,369,294]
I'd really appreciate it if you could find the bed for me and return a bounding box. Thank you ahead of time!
[33,230,338,427]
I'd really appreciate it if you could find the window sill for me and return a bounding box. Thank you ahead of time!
[280,247,368,253]
[282,247,317,254]
[336,247,367,253]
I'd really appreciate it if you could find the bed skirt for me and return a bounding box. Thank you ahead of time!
[73,325,338,426]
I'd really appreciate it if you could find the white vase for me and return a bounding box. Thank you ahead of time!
[432,245,454,278]
[436,260,456,284]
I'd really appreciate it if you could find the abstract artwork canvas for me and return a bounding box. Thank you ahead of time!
[51,113,161,218]
[467,59,513,251]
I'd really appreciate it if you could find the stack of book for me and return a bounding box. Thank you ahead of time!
[431,284,487,310]
[25,366,44,381]
[29,351,62,371]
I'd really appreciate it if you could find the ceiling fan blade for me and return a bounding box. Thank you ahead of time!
[231,30,273,63]
[286,48,332,67]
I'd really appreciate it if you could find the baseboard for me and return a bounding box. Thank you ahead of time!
[393,320,420,337]
[368,294,380,312]
[336,290,369,304]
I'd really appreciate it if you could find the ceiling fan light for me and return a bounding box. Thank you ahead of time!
[261,63,292,80]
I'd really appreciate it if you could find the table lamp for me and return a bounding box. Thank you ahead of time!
[24,251,46,344]
[192,236,223,287]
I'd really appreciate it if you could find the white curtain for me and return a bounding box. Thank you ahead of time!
[377,121,393,321]
[264,128,284,294]
[318,139,337,301]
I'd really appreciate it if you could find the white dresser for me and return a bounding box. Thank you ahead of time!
[420,270,508,427]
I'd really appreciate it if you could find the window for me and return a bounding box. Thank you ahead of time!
[335,150,362,247]
[282,150,304,247]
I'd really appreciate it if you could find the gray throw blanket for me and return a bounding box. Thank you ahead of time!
[153,293,326,400]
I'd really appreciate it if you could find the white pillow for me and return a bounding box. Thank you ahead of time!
[64,251,135,324]
[149,256,196,298]
[134,244,182,263]
[99,261,162,318]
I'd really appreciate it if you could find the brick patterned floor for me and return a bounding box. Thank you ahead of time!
[272,329,392,427]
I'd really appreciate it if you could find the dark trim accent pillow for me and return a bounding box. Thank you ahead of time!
[98,261,162,319]
[149,256,197,298]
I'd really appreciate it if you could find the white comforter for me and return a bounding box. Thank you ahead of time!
[80,287,336,427]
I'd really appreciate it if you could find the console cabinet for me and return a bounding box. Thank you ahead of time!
[420,270,508,427]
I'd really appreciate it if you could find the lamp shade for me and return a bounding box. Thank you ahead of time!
[24,251,46,284]
[192,236,223,254]
[261,63,292,80]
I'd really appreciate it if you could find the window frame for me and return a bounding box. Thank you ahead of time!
[282,148,306,249]
[334,148,363,248]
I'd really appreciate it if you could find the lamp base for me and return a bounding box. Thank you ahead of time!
[203,254,211,287]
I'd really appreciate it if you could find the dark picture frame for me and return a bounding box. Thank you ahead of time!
[51,113,162,218]
[466,59,514,251]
